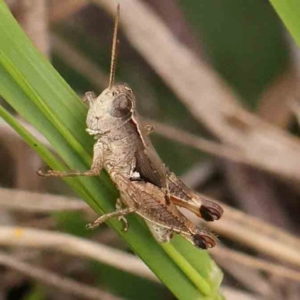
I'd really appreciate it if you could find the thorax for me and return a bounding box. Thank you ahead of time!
[98,122,141,176]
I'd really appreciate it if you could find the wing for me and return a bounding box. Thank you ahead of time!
[128,113,223,223]
[131,114,167,188]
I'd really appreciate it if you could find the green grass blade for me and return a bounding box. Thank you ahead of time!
[161,243,211,295]
[0,105,92,202]
[269,0,300,47]
[0,1,223,299]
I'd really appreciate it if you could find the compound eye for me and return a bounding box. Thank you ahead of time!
[109,94,132,117]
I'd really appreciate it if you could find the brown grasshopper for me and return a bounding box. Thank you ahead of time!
[38,5,222,249]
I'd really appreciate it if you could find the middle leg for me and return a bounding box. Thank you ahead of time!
[86,206,137,229]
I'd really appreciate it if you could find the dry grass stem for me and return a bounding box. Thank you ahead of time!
[0,250,265,300]
[51,34,108,90]
[209,213,300,268]
[222,287,263,300]
[218,203,300,251]
[225,162,294,230]
[92,0,300,182]
[0,119,44,190]
[0,250,123,300]
[215,249,273,297]
[144,118,247,164]
[180,161,215,189]
[0,226,158,282]
[0,117,51,147]
[257,68,299,127]
[0,188,87,212]
[212,246,300,283]
[50,0,87,22]
[15,0,49,57]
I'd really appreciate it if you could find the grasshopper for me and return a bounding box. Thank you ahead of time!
[38,5,222,249]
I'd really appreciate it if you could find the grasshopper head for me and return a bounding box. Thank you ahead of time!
[85,6,136,135]
[85,84,135,135]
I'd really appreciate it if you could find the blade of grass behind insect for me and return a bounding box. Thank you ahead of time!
[0,62,110,213]
[161,243,211,295]
[0,50,91,165]
[0,1,223,298]
[0,104,92,203]
[171,236,223,293]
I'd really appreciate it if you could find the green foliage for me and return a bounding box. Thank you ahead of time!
[23,285,46,300]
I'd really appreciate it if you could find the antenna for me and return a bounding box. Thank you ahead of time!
[108,4,120,89]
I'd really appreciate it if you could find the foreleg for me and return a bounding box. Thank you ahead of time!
[38,140,104,178]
